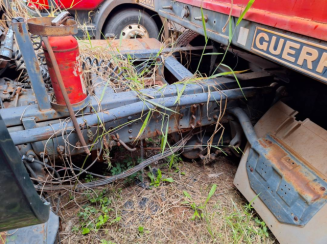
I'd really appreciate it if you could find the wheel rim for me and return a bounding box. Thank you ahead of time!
[121,24,149,39]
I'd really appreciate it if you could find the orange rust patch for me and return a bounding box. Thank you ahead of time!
[263,139,325,203]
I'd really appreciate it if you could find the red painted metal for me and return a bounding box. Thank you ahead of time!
[175,0,327,42]
[27,0,49,9]
[27,0,105,10]
[42,36,87,105]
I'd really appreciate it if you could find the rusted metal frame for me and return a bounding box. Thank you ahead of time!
[229,107,327,226]
[42,37,90,155]
[3,75,236,128]
[12,86,265,157]
[12,19,51,111]
[10,87,263,146]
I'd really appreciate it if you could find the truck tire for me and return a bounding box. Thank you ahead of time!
[103,9,159,39]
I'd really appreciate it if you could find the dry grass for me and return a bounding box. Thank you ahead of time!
[56,154,277,244]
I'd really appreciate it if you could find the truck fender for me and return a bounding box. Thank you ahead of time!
[94,0,137,39]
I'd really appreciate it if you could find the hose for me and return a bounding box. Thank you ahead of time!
[22,155,60,179]
[23,160,39,179]
[228,107,261,151]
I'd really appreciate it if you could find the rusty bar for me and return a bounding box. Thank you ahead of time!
[42,37,90,155]
[28,17,77,36]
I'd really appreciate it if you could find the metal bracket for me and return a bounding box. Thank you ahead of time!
[12,20,51,111]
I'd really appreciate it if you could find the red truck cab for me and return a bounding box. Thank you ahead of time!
[26,0,162,39]
[27,0,105,10]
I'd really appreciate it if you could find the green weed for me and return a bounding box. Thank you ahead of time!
[147,168,174,187]
[166,154,183,174]
[138,226,144,234]
[183,184,217,220]
[110,157,141,183]
[76,189,121,235]
[225,199,270,243]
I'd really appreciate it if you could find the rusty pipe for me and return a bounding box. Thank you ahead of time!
[42,36,90,155]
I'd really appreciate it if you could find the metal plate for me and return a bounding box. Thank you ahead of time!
[234,102,327,244]
[27,17,78,36]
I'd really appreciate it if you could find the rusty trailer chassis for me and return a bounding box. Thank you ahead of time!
[4,19,275,159]
[1,13,327,244]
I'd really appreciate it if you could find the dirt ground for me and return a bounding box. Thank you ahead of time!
[56,152,277,244]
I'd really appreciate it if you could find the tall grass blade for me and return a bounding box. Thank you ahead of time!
[160,116,169,153]
[236,0,255,26]
[135,111,152,140]
[205,184,217,205]
[229,18,233,42]
[201,7,208,42]
[221,64,247,99]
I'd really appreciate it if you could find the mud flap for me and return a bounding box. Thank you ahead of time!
[233,102,327,244]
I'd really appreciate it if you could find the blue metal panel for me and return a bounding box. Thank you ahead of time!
[229,107,327,226]
[246,135,327,226]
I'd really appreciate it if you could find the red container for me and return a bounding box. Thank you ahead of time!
[42,35,87,105]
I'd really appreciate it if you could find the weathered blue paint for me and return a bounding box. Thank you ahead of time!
[1,78,235,127]
[229,107,327,226]
[12,20,51,111]
[10,87,262,146]
[164,56,193,80]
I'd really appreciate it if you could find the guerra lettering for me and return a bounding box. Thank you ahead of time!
[253,29,327,75]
